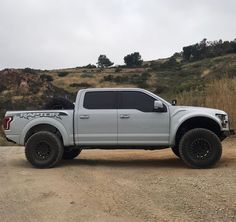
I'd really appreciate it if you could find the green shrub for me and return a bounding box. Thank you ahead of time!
[40,74,53,82]
[58,71,69,77]
[23,68,37,74]
[103,75,113,81]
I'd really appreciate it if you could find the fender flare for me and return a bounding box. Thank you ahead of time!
[170,112,222,145]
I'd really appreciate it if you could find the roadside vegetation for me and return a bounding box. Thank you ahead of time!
[177,77,236,128]
[0,38,236,145]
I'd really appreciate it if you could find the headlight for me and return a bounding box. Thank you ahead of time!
[215,114,227,128]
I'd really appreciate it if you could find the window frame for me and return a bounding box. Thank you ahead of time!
[83,91,118,110]
[118,91,159,113]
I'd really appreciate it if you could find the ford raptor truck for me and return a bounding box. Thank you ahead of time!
[3,88,235,168]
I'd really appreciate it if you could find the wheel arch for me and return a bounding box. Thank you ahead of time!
[20,118,71,146]
[172,116,222,147]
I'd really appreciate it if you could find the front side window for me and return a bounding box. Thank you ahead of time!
[83,91,117,109]
[119,91,155,112]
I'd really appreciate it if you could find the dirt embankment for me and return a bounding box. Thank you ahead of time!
[0,138,235,222]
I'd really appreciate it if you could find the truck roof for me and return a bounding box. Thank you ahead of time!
[78,88,171,105]
[80,88,145,92]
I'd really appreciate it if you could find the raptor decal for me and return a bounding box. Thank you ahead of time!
[17,112,68,120]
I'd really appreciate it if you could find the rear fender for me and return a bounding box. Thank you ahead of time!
[20,118,71,146]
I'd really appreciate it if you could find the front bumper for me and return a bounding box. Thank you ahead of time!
[220,129,235,140]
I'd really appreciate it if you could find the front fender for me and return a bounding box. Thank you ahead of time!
[170,112,222,145]
[20,117,71,146]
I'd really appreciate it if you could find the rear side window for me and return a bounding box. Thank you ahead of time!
[119,91,155,112]
[84,91,117,109]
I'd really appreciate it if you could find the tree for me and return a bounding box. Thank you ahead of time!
[97,55,114,68]
[183,46,192,60]
[124,52,143,67]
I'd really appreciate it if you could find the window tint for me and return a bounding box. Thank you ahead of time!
[119,91,155,112]
[84,91,117,109]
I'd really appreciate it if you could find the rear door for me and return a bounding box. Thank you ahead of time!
[118,91,170,145]
[76,91,118,145]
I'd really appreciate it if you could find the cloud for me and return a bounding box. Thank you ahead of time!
[0,0,235,69]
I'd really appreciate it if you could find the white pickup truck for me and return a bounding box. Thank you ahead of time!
[3,88,234,168]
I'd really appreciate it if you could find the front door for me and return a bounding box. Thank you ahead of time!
[118,91,170,145]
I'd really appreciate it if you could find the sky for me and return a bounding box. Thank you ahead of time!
[0,0,235,70]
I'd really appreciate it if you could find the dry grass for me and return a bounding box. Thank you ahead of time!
[177,77,236,128]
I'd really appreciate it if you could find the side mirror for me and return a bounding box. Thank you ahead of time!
[172,99,177,106]
[154,100,165,112]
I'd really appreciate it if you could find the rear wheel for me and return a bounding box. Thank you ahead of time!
[179,128,222,168]
[63,148,81,160]
[25,131,63,168]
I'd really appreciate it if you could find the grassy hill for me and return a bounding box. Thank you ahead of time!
[0,53,236,144]
[42,53,236,97]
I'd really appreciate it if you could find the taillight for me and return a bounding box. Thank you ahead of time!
[3,116,13,130]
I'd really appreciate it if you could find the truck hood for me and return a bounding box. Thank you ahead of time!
[170,105,227,116]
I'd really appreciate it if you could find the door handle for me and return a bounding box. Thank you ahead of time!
[120,114,130,119]
[79,115,89,119]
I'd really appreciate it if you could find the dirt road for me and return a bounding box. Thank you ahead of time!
[0,138,235,222]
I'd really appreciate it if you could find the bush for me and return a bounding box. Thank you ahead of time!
[40,74,53,82]
[69,82,92,88]
[103,75,113,81]
[0,84,6,92]
[23,68,37,74]
[84,64,97,69]
[102,73,150,87]
[115,66,122,73]
[150,57,180,71]
[154,85,169,94]
[58,71,69,77]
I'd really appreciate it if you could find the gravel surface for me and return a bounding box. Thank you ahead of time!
[0,138,235,222]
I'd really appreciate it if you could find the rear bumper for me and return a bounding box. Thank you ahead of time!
[3,133,19,144]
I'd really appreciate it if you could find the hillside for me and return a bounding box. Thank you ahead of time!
[0,53,236,143]
[38,54,236,97]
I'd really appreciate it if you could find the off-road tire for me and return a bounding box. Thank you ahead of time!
[43,97,74,110]
[179,128,222,168]
[25,131,63,168]
[63,148,82,160]
[171,146,180,158]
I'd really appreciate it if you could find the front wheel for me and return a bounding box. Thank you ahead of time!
[179,128,222,168]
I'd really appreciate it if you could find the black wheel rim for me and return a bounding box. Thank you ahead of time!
[35,142,52,161]
[189,138,212,160]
